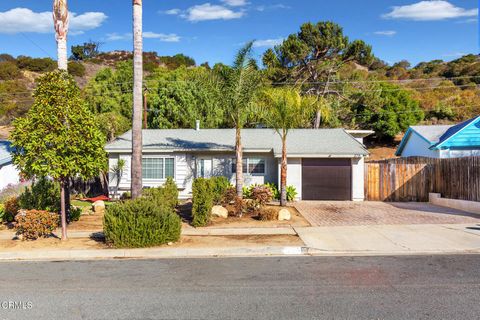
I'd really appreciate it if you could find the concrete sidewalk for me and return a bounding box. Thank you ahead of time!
[295,223,480,255]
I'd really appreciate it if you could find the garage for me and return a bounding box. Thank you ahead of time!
[301,158,352,200]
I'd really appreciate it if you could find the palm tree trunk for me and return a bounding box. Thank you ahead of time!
[60,179,68,240]
[280,133,287,206]
[131,0,143,199]
[53,0,69,71]
[57,38,68,70]
[235,125,243,198]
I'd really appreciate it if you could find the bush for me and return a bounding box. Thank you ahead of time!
[222,186,237,205]
[15,210,59,240]
[3,196,19,223]
[210,176,231,205]
[191,178,213,227]
[0,204,5,222]
[69,206,82,222]
[18,178,61,213]
[251,185,273,206]
[120,191,131,200]
[103,198,181,248]
[265,183,280,200]
[68,61,86,77]
[16,56,56,72]
[0,61,20,80]
[230,196,247,217]
[258,208,278,221]
[286,185,298,202]
[242,185,253,199]
[143,177,178,211]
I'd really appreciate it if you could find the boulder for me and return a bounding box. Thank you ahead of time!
[92,200,105,214]
[211,205,228,218]
[278,208,291,221]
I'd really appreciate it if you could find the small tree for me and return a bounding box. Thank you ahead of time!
[110,159,126,199]
[261,88,314,206]
[10,71,106,240]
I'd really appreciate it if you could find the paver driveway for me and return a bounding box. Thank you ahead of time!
[294,201,480,227]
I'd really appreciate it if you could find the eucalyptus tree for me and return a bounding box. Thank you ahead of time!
[53,0,69,70]
[215,42,262,197]
[131,0,143,199]
[260,88,314,206]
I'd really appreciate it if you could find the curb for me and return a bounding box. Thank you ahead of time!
[305,247,480,257]
[0,246,308,261]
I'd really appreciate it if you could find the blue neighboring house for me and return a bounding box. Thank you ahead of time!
[396,116,480,158]
[0,140,20,190]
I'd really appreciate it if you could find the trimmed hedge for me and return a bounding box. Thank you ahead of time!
[192,178,213,227]
[143,177,179,210]
[210,176,231,205]
[103,197,181,248]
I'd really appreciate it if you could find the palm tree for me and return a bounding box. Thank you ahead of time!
[110,159,126,199]
[53,0,69,70]
[261,88,314,206]
[53,0,69,240]
[131,0,143,199]
[217,42,261,197]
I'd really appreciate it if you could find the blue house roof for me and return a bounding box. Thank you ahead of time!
[395,116,480,156]
[0,140,13,166]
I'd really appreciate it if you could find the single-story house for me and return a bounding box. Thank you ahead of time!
[395,116,480,158]
[105,128,369,201]
[0,140,20,190]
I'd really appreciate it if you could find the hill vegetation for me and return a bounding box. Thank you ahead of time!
[0,21,478,142]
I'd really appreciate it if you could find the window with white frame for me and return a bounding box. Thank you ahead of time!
[142,157,174,180]
[231,157,265,174]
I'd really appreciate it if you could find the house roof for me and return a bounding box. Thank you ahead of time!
[106,128,369,157]
[395,116,480,155]
[0,140,13,166]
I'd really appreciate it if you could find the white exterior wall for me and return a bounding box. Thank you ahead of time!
[0,163,20,191]
[351,157,365,201]
[439,149,480,158]
[400,132,439,158]
[278,158,302,200]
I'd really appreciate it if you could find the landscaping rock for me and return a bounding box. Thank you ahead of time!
[92,200,105,214]
[211,205,228,218]
[278,209,291,221]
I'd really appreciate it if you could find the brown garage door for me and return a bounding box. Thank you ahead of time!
[302,158,352,200]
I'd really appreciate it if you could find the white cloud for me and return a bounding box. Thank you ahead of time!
[185,3,245,22]
[382,1,478,21]
[0,8,107,34]
[253,38,284,47]
[143,32,180,42]
[256,4,291,12]
[374,30,397,36]
[163,8,181,15]
[443,52,466,57]
[221,0,248,6]
[106,32,180,42]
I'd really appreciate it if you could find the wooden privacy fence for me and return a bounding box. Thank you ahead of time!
[364,157,480,202]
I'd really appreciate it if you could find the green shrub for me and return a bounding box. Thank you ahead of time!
[210,176,231,205]
[120,191,131,200]
[0,204,5,222]
[3,196,19,222]
[68,61,86,77]
[16,56,56,72]
[18,178,61,213]
[286,185,298,202]
[242,185,253,199]
[69,206,82,222]
[143,177,178,211]
[103,198,181,248]
[222,186,236,205]
[0,61,20,80]
[15,210,59,240]
[192,178,213,227]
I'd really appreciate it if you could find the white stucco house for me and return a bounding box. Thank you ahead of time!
[395,116,480,158]
[105,128,369,201]
[0,140,20,191]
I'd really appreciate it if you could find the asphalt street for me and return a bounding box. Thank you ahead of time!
[0,255,479,319]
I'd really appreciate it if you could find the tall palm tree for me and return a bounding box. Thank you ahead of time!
[261,88,314,206]
[131,0,143,199]
[217,42,261,197]
[53,0,69,70]
[53,0,69,240]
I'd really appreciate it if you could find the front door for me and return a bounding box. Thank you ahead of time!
[198,158,212,178]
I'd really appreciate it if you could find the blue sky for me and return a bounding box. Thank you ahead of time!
[0,0,478,66]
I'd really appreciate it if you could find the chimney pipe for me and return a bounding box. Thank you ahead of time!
[195,120,200,131]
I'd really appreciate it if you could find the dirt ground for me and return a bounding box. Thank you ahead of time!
[0,125,11,139]
[68,212,104,231]
[0,235,303,251]
[179,202,311,228]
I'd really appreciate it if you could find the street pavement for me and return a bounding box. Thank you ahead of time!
[0,255,479,319]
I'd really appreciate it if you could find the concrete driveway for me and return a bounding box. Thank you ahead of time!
[294,201,480,227]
